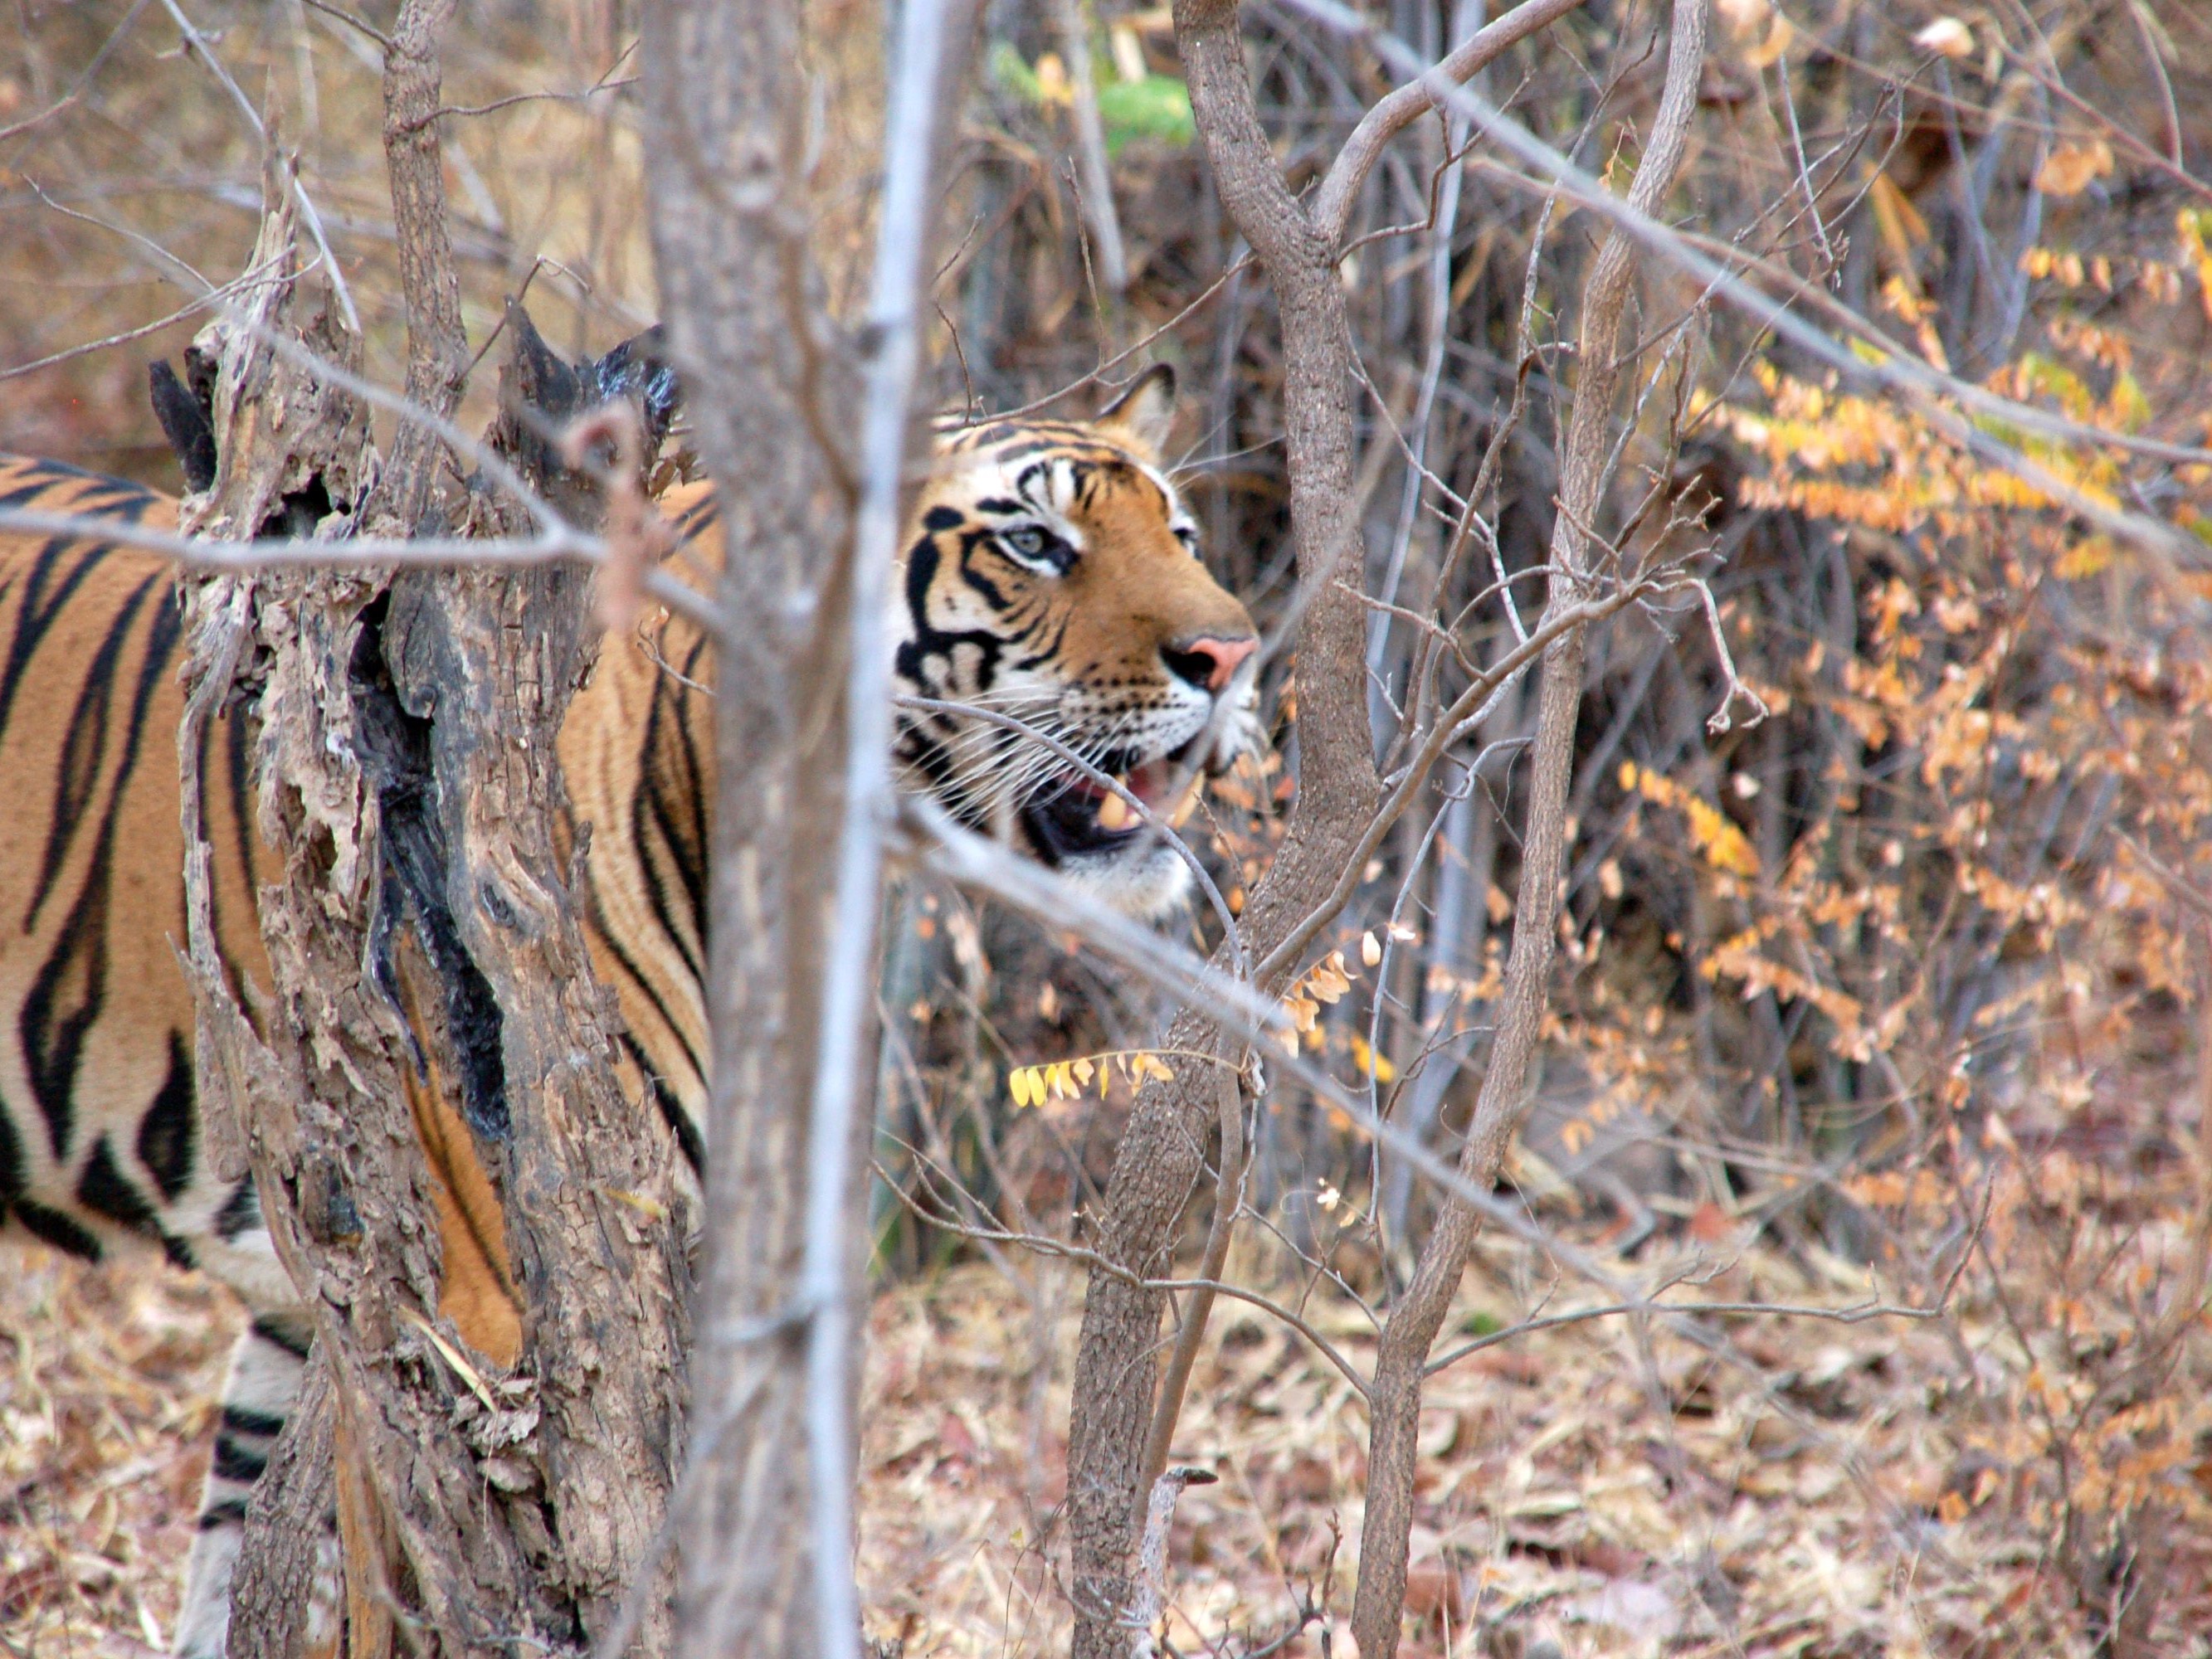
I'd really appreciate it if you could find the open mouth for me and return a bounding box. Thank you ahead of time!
[1020,736,1211,865]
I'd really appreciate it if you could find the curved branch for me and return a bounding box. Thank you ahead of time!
[1310,0,1591,248]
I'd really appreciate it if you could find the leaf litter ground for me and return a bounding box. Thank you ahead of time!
[6,1193,2208,1659]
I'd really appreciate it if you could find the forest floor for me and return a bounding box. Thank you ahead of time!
[5,1195,2207,1659]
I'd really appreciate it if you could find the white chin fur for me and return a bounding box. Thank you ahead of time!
[1061,839,1193,922]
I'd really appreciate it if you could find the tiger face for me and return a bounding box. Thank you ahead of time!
[894,367,1262,918]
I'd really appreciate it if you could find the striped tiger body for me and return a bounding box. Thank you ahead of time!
[0,363,1260,1655]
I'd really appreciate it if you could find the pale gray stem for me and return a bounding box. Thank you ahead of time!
[1126,1467,1217,1659]
[799,6,973,1658]
[1057,0,1129,294]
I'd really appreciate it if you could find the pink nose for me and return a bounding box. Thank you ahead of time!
[1166,634,1259,693]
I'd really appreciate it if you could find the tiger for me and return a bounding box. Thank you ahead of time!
[0,361,1261,1657]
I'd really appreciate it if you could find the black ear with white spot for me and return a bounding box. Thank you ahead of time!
[1094,363,1177,457]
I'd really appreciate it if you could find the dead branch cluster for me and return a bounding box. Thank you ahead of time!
[6,2,2212,1657]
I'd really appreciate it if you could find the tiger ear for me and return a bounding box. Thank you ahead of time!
[1094,363,1177,456]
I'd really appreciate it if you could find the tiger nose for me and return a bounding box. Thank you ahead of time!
[1163,634,1259,693]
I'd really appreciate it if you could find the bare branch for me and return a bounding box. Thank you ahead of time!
[152,0,360,331]
[797,7,977,1658]
[1281,0,2212,580]
[1056,0,1129,295]
[1309,0,1591,247]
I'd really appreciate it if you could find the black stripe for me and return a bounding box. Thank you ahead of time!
[957,542,1012,610]
[27,568,159,926]
[212,1433,269,1483]
[213,1177,260,1240]
[224,693,260,961]
[192,691,262,1014]
[0,1086,19,1209]
[638,684,707,988]
[137,1029,197,1201]
[0,535,105,751]
[20,841,110,1159]
[637,1046,704,1173]
[198,1498,250,1529]
[221,1404,287,1438]
[12,1198,102,1259]
[17,577,181,1158]
[76,1136,158,1233]
[896,539,1008,692]
[587,886,704,1103]
[250,1312,313,1360]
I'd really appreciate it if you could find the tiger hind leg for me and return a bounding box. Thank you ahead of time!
[174,1310,313,1659]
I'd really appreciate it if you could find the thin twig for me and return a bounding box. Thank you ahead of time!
[1281,0,2212,578]
[153,0,360,331]
[299,0,390,48]
[0,251,294,383]
[1056,0,1128,295]
[1255,584,1653,985]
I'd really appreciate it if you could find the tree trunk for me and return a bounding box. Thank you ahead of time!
[637,3,859,1657]
[183,11,691,1653]
[1062,7,1381,1652]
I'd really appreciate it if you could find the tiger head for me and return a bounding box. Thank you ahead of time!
[894,367,1262,919]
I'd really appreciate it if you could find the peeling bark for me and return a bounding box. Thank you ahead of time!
[179,28,689,1659]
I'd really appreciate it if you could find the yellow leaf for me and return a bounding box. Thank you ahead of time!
[1033,51,1074,109]
[1009,1068,1035,1109]
[2055,538,2114,580]
[2035,140,2114,199]
[1074,1058,1095,1088]
[1744,13,1793,68]
[1869,175,1931,291]
[1349,1034,1396,1084]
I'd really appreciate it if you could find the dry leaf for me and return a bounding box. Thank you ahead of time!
[1913,17,1973,58]
[2034,139,2115,197]
[1745,14,1794,68]
[1688,1201,1733,1244]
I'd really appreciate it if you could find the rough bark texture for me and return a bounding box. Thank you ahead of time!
[637,4,861,1657]
[1349,8,1709,1657]
[1062,6,1381,1652]
[370,0,469,534]
[197,445,689,1659]
[183,9,691,1655]
[1062,6,1639,1654]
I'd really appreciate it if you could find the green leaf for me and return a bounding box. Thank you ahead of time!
[989,40,1044,105]
[1097,75,1194,155]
